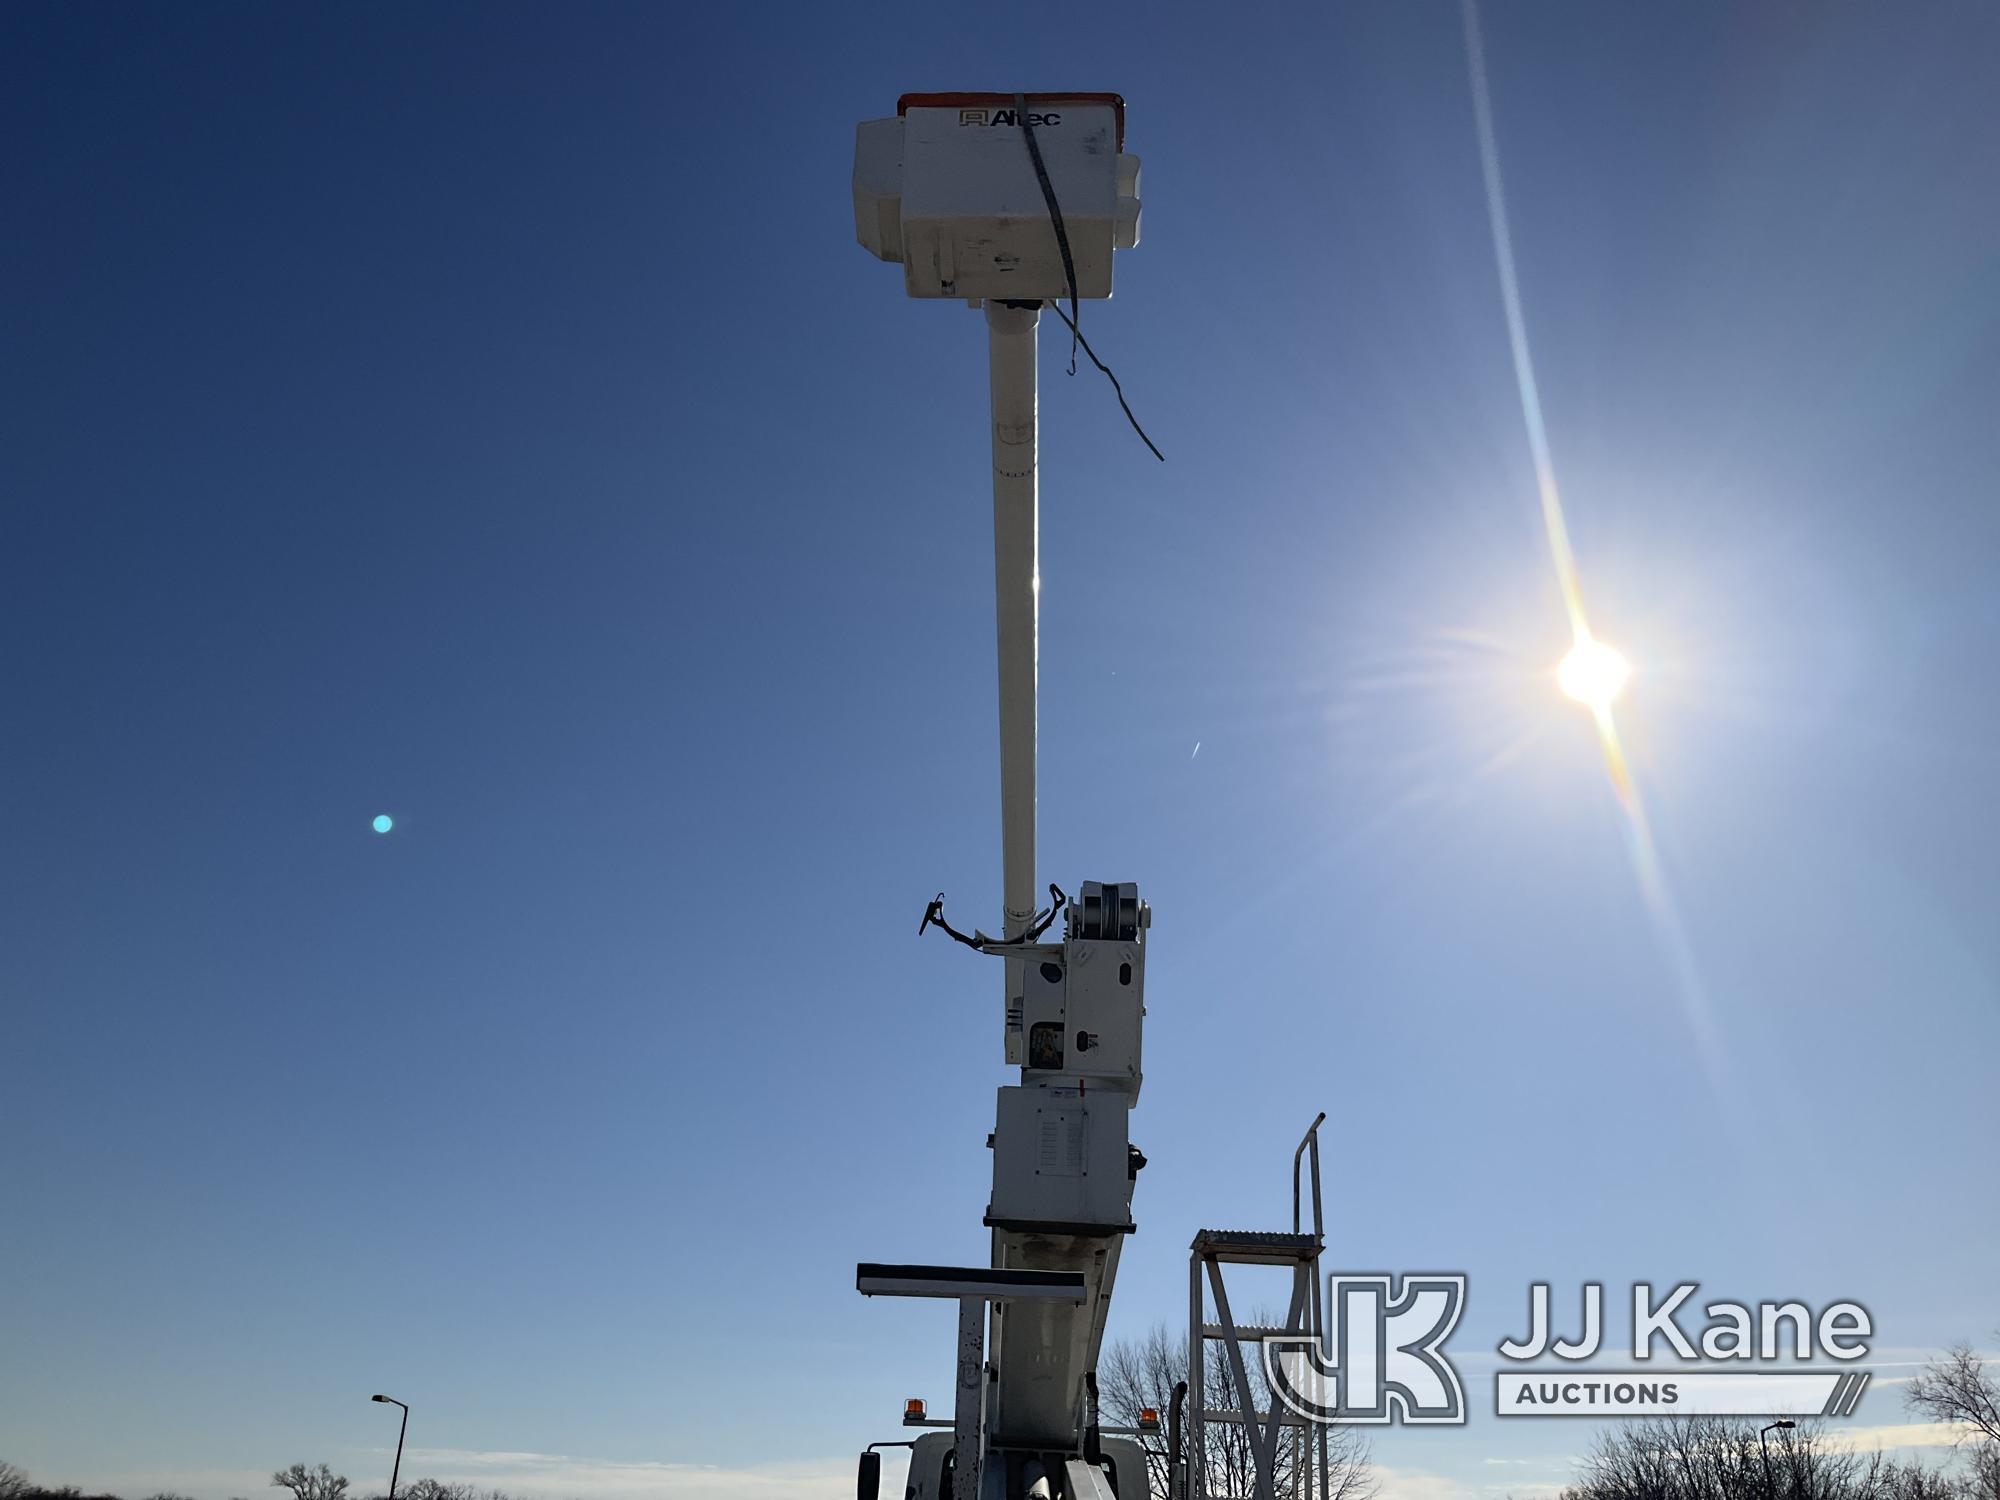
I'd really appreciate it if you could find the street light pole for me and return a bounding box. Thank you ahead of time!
[1760,1419,1795,1499]
[372,1394,409,1500]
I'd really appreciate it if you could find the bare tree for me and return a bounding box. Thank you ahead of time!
[1553,1417,1948,1500]
[0,1480,122,1500]
[1910,1340,2000,1447]
[271,1466,349,1500]
[1878,1463,1979,1500]
[1908,1334,2000,1500]
[370,1484,477,1500]
[1100,1321,1374,1500]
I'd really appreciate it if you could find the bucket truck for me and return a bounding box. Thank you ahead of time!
[849,94,1157,1500]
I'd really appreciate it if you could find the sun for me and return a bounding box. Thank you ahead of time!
[1557,635,1631,711]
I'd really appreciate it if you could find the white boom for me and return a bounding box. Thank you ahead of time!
[851,92,1151,1500]
[988,297,1040,1038]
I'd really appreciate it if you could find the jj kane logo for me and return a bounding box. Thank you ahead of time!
[1263,1274,1468,1425]
[1259,1279,1875,1427]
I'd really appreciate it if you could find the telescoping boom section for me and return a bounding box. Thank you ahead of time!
[849,92,1155,1500]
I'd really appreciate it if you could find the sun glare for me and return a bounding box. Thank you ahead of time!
[1557,636,1631,711]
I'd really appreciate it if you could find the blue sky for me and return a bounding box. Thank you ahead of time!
[3,3,1996,1499]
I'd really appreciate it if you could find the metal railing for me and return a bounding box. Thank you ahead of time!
[1291,1111,1325,1241]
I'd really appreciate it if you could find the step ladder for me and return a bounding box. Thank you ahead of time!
[1184,1114,1330,1500]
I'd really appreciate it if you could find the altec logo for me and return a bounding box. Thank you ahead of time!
[958,108,1062,129]
[1260,1278,1876,1427]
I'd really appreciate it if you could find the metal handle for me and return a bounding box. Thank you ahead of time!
[1291,1111,1326,1240]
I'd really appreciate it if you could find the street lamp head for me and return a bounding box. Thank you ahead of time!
[1776,1420,1797,1429]
[372,1394,396,1404]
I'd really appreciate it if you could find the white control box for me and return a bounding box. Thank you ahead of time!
[1020,937,1145,1097]
[987,1084,1134,1232]
[854,92,1142,301]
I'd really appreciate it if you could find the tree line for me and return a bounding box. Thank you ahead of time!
[3,1328,1995,1500]
[0,1465,554,1500]
[1540,1328,2000,1500]
[1096,1323,2000,1500]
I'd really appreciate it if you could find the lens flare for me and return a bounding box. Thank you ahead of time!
[372,814,394,834]
[1557,637,1631,711]
[1464,0,1718,1082]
